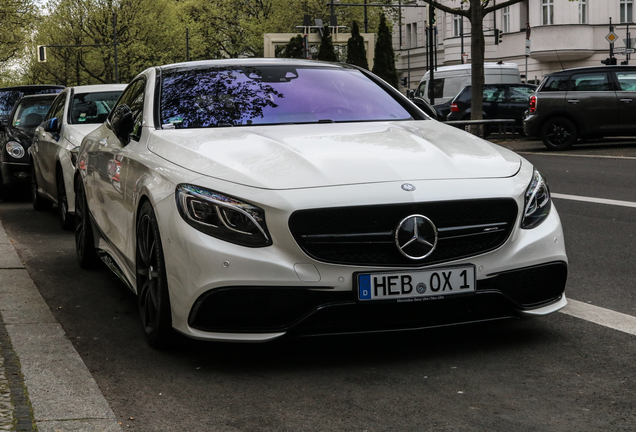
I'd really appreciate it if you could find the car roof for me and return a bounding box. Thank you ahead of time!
[0,84,64,92]
[547,65,636,76]
[16,94,58,101]
[67,84,128,93]
[157,58,351,73]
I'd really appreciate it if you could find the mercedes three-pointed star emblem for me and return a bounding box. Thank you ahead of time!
[395,214,438,260]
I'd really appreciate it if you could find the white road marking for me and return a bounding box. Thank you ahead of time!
[560,299,636,336]
[552,193,636,208]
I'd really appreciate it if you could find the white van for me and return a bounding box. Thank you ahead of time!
[414,62,521,105]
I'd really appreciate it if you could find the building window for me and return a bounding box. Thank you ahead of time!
[621,0,633,23]
[453,15,462,37]
[411,22,418,48]
[542,0,554,25]
[579,0,587,24]
[406,24,412,48]
[502,6,511,33]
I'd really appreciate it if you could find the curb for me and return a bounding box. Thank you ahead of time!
[0,220,121,432]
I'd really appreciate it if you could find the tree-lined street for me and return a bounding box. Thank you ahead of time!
[1,137,636,431]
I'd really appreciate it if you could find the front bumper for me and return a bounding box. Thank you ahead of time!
[0,160,30,187]
[157,177,568,342]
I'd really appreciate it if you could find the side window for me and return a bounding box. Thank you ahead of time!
[46,93,66,121]
[509,86,535,102]
[570,73,611,91]
[432,78,445,99]
[542,76,569,92]
[414,81,426,98]
[483,86,505,102]
[615,71,636,91]
[111,79,145,141]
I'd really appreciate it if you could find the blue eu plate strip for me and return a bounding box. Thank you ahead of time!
[358,274,371,300]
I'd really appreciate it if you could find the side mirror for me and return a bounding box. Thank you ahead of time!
[44,117,59,133]
[412,97,437,120]
[110,104,134,145]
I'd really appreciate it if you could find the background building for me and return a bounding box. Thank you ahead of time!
[394,0,635,93]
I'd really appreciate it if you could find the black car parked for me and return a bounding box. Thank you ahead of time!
[447,84,537,130]
[0,94,57,198]
[523,65,636,150]
[0,85,64,122]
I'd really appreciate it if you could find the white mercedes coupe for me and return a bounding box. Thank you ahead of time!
[74,59,568,348]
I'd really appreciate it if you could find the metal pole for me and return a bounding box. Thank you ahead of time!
[186,28,190,61]
[428,6,435,104]
[112,12,119,84]
[364,0,368,33]
[460,5,464,63]
[399,0,402,49]
[627,23,630,65]
[610,17,614,60]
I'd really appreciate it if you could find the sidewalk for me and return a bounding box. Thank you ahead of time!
[0,220,121,432]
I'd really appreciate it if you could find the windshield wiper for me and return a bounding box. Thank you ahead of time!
[318,119,334,123]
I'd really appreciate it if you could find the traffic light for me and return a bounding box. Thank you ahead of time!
[401,77,408,87]
[601,57,617,65]
[37,45,47,62]
[494,29,503,45]
[621,60,629,65]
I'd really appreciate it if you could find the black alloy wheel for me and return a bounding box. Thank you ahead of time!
[31,166,52,211]
[136,201,175,349]
[541,117,577,150]
[74,175,100,269]
[57,169,73,230]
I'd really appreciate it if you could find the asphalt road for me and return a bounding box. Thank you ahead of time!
[1,136,636,431]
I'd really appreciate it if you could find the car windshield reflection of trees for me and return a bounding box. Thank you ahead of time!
[160,66,412,128]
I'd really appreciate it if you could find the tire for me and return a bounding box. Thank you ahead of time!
[136,201,175,349]
[31,167,53,211]
[541,117,577,150]
[74,176,100,269]
[57,169,73,231]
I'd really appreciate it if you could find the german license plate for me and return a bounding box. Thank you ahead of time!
[357,265,476,301]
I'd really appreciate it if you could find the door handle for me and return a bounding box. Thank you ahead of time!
[567,99,580,104]
[620,98,632,103]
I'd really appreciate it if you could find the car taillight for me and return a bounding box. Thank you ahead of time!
[529,95,536,114]
[450,103,459,112]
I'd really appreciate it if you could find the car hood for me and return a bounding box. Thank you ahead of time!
[65,123,102,147]
[148,121,522,190]
[6,126,35,146]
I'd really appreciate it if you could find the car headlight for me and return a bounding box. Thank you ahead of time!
[5,141,25,159]
[521,169,551,229]
[175,184,272,247]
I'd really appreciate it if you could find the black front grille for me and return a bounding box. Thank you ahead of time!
[289,199,518,267]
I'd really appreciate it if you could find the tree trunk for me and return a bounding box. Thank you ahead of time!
[469,0,485,125]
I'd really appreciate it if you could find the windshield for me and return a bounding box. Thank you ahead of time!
[0,88,61,117]
[69,91,122,124]
[10,98,55,130]
[160,65,413,128]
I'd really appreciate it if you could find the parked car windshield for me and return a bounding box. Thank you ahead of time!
[0,88,61,117]
[10,98,55,131]
[69,91,122,124]
[160,65,413,128]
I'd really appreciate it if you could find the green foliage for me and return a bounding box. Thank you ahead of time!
[316,26,337,62]
[372,14,398,88]
[28,0,183,85]
[346,21,368,69]
[0,0,36,63]
[281,35,305,59]
[2,0,394,84]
